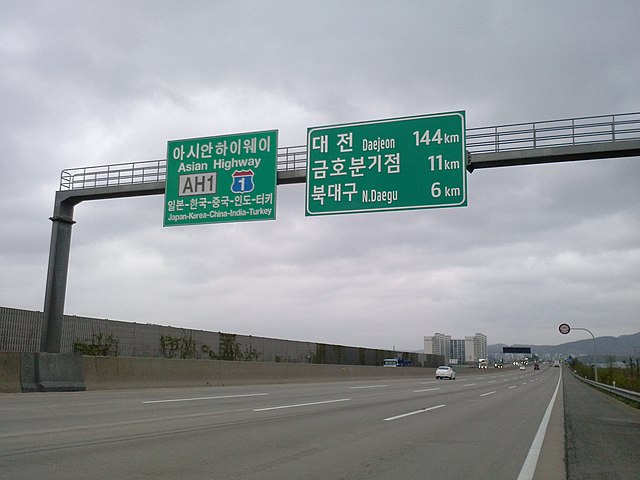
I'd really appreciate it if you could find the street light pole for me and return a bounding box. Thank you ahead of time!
[572,327,598,383]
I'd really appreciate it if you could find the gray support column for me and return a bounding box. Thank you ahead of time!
[38,182,165,355]
[41,193,78,353]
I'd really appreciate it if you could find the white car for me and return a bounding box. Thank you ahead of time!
[435,366,456,380]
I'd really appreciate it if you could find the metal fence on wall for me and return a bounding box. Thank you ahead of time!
[0,306,442,367]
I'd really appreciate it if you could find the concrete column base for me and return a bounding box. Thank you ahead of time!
[21,353,86,392]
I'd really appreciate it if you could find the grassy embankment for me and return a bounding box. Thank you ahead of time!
[570,357,640,393]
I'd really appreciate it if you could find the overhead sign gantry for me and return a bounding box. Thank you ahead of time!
[41,110,640,358]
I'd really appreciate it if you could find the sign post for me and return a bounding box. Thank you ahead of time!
[164,130,278,226]
[306,112,466,216]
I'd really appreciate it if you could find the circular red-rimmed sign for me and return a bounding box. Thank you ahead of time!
[558,323,571,335]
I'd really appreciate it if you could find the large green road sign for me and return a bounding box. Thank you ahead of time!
[306,112,466,216]
[164,129,278,226]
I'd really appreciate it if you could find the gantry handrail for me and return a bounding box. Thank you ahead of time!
[60,112,640,191]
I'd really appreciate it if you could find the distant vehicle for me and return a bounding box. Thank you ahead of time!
[478,359,488,369]
[494,360,504,369]
[553,360,560,368]
[383,358,412,367]
[383,358,398,367]
[519,364,526,370]
[435,366,456,380]
[534,363,540,370]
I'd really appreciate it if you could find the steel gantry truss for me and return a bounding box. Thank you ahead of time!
[41,112,640,353]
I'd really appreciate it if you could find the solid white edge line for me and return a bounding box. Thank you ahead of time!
[384,404,445,421]
[143,393,269,404]
[253,398,351,412]
[516,367,562,480]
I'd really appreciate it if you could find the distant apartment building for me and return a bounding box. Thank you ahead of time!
[473,333,488,361]
[464,333,487,363]
[423,333,451,362]
[464,336,475,363]
[425,332,487,364]
[449,339,466,364]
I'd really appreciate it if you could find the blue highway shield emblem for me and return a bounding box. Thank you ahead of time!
[231,170,255,193]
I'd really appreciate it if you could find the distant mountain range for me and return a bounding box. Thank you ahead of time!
[488,331,640,360]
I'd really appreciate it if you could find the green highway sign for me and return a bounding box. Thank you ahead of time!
[164,129,278,226]
[306,112,466,216]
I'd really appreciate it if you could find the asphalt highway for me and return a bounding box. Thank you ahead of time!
[0,366,563,480]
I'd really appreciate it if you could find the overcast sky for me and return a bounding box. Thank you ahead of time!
[2,1,639,351]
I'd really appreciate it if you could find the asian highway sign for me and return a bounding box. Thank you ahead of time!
[164,130,278,226]
[306,112,466,216]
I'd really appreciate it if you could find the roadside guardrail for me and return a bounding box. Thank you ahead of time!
[571,371,640,405]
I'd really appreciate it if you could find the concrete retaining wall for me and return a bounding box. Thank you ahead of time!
[1,354,438,392]
[82,356,432,390]
[0,352,21,393]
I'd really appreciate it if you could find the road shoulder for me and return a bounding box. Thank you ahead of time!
[533,368,566,480]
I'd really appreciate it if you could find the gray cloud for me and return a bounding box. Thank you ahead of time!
[1,1,639,351]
